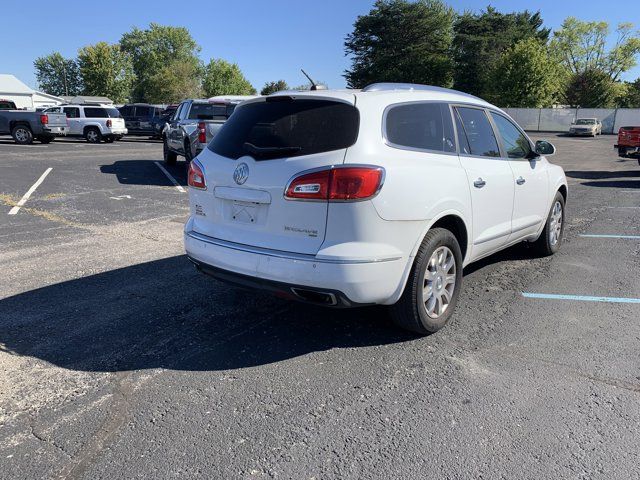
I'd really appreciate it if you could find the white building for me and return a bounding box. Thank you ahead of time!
[0,74,63,109]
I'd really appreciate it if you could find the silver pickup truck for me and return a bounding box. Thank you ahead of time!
[163,96,258,166]
[0,100,67,144]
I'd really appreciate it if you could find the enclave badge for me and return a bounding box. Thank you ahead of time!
[233,163,249,185]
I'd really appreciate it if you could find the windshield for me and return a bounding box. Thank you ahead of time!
[188,103,235,120]
[576,119,596,125]
[208,98,360,160]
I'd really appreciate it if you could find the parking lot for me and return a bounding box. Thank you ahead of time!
[0,134,639,478]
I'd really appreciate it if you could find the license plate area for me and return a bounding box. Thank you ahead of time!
[223,200,267,226]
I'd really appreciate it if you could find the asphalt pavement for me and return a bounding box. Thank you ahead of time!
[0,134,639,479]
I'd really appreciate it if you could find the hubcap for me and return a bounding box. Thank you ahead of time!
[549,201,563,246]
[87,131,98,142]
[422,246,456,319]
[16,129,28,142]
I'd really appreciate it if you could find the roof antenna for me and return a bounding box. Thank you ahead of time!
[300,69,326,90]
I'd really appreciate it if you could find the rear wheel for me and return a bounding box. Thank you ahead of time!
[163,139,177,165]
[11,125,33,145]
[85,127,101,143]
[618,147,628,158]
[389,228,463,335]
[533,191,565,256]
[104,136,115,143]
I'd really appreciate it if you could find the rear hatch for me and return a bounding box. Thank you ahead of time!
[189,95,359,255]
[619,126,640,146]
[189,101,237,146]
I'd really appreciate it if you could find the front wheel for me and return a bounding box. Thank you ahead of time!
[533,192,565,256]
[389,228,463,335]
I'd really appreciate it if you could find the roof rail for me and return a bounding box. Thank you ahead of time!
[362,83,481,100]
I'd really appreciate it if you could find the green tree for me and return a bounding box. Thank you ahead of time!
[33,52,82,96]
[565,68,617,107]
[202,59,256,97]
[493,38,567,107]
[77,42,135,103]
[120,23,202,102]
[261,80,289,95]
[551,18,640,81]
[146,59,203,104]
[344,0,456,88]
[453,8,550,101]
[617,78,640,108]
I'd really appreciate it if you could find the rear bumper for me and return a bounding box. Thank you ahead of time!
[183,224,408,306]
[107,128,128,135]
[43,126,66,136]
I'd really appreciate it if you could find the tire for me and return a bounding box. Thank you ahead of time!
[389,228,463,335]
[618,147,628,158]
[85,127,102,143]
[11,125,33,145]
[37,136,54,144]
[163,139,177,165]
[104,136,115,143]
[533,191,565,257]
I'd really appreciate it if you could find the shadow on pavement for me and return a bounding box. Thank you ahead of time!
[100,159,187,187]
[0,255,416,373]
[580,180,640,189]
[565,170,640,180]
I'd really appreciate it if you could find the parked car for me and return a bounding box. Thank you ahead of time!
[183,83,568,335]
[118,103,164,136]
[150,104,178,139]
[163,96,258,166]
[615,126,640,162]
[44,104,127,143]
[0,100,67,144]
[569,118,602,136]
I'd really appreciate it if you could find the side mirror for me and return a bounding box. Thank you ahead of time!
[535,140,556,156]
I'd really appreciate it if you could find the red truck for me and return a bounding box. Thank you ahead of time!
[616,126,640,163]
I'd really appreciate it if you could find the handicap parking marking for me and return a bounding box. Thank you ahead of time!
[579,234,640,240]
[522,292,640,304]
[8,167,53,215]
[154,161,186,193]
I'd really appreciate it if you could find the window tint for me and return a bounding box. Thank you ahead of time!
[135,106,152,117]
[188,103,234,120]
[455,107,500,157]
[454,109,471,155]
[105,108,121,118]
[209,99,359,160]
[385,102,455,153]
[63,107,80,118]
[119,106,133,117]
[490,112,531,159]
[0,101,17,110]
[83,107,109,118]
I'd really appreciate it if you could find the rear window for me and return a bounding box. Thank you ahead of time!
[0,101,17,110]
[135,106,153,117]
[208,99,359,160]
[385,102,455,153]
[188,103,235,120]
[84,107,121,118]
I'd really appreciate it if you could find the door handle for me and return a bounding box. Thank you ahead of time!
[516,176,526,185]
[473,178,486,188]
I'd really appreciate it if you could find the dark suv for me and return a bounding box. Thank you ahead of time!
[118,104,164,136]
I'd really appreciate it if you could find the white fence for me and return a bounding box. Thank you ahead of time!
[502,108,640,134]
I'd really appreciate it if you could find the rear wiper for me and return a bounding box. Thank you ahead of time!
[243,142,301,158]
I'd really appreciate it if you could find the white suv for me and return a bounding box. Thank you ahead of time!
[184,84,567,334]
[44,104,127,143]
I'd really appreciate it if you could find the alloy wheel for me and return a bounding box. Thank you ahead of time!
[549,201,563,246]
[422,246,456,319]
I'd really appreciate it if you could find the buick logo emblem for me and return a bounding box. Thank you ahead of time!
[233,163,249,185]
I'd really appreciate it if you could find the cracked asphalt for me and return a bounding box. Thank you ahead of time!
[0,134,639,479]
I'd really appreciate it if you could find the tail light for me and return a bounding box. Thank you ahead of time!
[40,114,48,125]
[106,119,112,128]
[285,166,384,201]
[188,160,206,190]
[197,122,206,144]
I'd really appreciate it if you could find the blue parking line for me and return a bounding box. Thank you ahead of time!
[579,234,640,239]
[522,292,640,304]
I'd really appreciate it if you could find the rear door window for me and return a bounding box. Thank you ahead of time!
[385,102,455,153]
[208,99,360,160]
[454,107,500,157]
[63,107,80,118]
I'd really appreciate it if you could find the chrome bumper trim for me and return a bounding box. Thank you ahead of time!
[185,230,401,264]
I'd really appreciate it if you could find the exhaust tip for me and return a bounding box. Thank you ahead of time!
[290,288,338,306]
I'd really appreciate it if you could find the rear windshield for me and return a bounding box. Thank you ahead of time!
[208,99,360,160]
[576,119,595,125]
[0,101,17,110]
[84,107,121,118]
[188,103,235,120]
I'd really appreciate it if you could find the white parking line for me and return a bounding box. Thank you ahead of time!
[154,161,186,193]
[8,168,53,215]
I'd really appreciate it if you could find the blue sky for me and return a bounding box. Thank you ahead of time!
[1,0,639,91]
